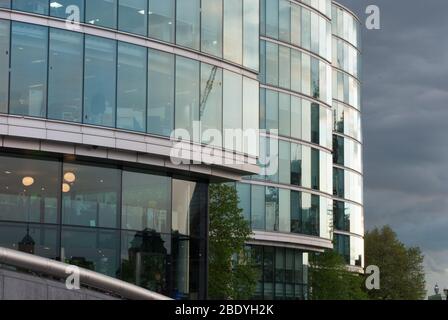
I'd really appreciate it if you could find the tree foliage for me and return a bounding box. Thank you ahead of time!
[309,250,368,300]
[208,184,259,300]
[365,225,426,300]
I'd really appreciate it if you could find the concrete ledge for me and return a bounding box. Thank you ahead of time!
[248,230,334,252]
[0,115,260,180]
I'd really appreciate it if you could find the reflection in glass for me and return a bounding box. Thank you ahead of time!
[148,49,174,136]
[0,19,9,113]
[148,0,175,43]
[201,0,222,57]
[118,0,147,36]
[122,171,171,233]
[200,63,223,147]
[121,230,170,294]
[12,0,48,14]
[223,71,242,151]
[175,57,199,140]
[0,222,58,259]
[243,0,259,71]
[10,22,48,117]
[62,163,120,228]
[251,185,265,230]
[84,36,116,127]
[223,0,242,64]
[61,227,120,277]
[48,28,83,123]
[176,0,200,50]
[117,42,147,132]
[265,187,278,232]
[86,0,117,29]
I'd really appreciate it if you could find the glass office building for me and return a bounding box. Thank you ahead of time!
[0,0,363,300]
[232,0,363,299]
[0,0,260,300]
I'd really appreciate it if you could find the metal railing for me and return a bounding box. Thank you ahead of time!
[0,247,172,300]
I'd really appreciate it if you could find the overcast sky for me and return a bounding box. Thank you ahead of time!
[336,0,448,296]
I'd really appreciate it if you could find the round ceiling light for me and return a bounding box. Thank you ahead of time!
[22,177,34,187]
[64,172,76,183]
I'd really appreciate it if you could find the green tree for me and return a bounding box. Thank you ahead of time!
[365,226,426,300]
[208,184,259,300]
[309,250,368,300]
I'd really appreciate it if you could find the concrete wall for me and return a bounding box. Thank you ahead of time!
[0,268,118,300]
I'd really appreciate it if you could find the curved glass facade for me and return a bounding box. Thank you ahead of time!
[0,0,259,71]
[331,3,363,268]
[0,19,259,155]
[0,1,364,300]
[0,1,262,300]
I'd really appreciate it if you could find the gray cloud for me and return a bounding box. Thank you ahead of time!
[337,0,448,294]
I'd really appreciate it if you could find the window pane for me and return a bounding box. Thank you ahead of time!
[172,179,199,236]
[201,0,222,57]
[200,63,222,147]
[301,8,311,50]
[279,140,290,184]
[236,183,251,222]
[86,0,117,29]
[148,49,174,136]
[0,19,9,113]
[176,0,200,50]
[251,185,265,230]
[279,46,290,89]
[118,0,147,36]
[13,0,48,15]
[265,90,278,132]
[175,56,199,140]
[148,0,175,43]
[290,97,301,139]
[0,222,58,260]
[117,42,147,132]
[265,0,278,38]
[279,93,290,136]
[290,191,300,233]
[122,171,171,233]
[243,77,259,157]
[311,103,320,144]
[291,143,301,185]
[266,42,278,86]
[243,0,259,71]
[0,0,10,8]
[279,189,290,232]
[61,227,120,277]
[266,187,278,231]
[62,163,120,228]
[48,29,83,123]
[311,148,320,190]
[223,0,242,64]
[121,231,171,294]
[291,50,301,93]
[223,71,242,151]
[0,155,60,224]
[10,22,48,117]
[84,35,116,127]
[50,0,84,21]
[279,0,290,42]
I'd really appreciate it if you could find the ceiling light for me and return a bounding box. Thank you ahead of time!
[22,177,34,187]
[64,172,76,183]
[62,183,71,193]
